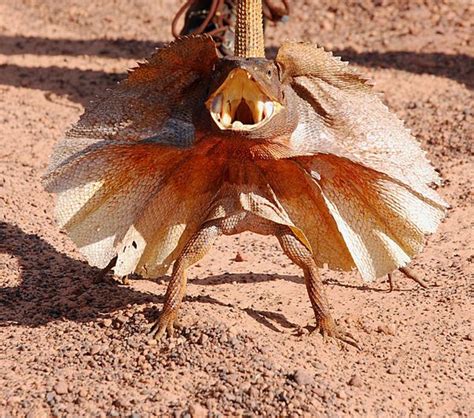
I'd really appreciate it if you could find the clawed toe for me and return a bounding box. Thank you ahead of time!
[320,328,360,350]
[330,330,360,350]
[399,267,429,289]
[310,318,361,350]
[148,311,177,340]
[387,267,429,292]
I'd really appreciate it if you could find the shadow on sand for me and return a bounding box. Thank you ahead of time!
[0,35,471,108]
[0,222,315,331]
[1,219,417,334]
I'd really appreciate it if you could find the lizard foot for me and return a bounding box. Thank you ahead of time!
[149,309,178,340]
[311,317,361,350]
[387,267,429,292]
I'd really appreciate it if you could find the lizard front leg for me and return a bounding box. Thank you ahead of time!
[276,228,359,349]
[149,222,222,340]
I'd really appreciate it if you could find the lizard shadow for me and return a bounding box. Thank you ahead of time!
[0,35,159,59]
[190,273,392,292]
[191,274,304,331]
[0,64,126,108]
[1,221,418,335]
[266,46,473,90]
[0,221,161,327]
[189,273,303,285]
[140,294,299,333]
[0,35,471,109]
[243,308,299,332]
[0,222,304,332]
[0,64,126,109]
[324,277,424,293]
[0,36,163,107]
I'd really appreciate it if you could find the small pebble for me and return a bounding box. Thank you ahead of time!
[234,252,245,262]
[54,380,68,395]
[115,314,127,325]
[147,339,158,346]
[336,390,347,400]
[387,366,399,375]
[45,392,55,405]
[89,345,101,355]
[377,324,395,336]
[249,387,259,398]
[293,368,314,386]
[189,403,208,418]
[102,318,113,328]
[348,375,363,387]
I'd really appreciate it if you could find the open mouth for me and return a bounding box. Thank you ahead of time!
[206,68,282,131]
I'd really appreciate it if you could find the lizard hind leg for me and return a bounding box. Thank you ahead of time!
[149,222,222,340]
[276,228,360,349]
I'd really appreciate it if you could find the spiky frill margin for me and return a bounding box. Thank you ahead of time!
[43,36,447,282]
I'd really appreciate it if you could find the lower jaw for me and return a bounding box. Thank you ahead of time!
[211,118,270,132]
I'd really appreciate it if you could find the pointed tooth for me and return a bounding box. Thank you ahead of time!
[263,101,274,118]
[251,100,264,123]
[222,112,232,127]
[222,101,232,126]
[211,94,223,114]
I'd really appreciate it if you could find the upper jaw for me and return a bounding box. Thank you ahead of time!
[206,68,282,132]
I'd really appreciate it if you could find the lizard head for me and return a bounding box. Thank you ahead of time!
[205,57,285,132]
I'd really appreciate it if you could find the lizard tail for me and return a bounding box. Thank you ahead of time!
[235,0,265,58]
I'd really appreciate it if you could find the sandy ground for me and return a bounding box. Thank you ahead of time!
[0,0,473,416]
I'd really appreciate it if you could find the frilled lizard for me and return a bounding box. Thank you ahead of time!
[43,0,447,346]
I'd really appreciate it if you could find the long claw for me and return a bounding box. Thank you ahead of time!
[148,322,166,340]
[387,273,395,292]
[387,267,429,292]
[334,331,361,350]
[399,267,429,289]
[310,319,361,350]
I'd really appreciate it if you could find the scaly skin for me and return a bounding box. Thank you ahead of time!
[235,0,265,57]
[148,212,359,348]
[44,1,447,348]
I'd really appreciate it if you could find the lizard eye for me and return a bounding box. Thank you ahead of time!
[266,69,272,78]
